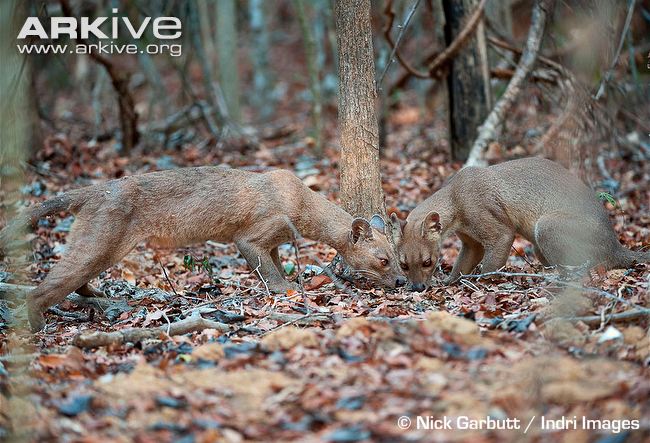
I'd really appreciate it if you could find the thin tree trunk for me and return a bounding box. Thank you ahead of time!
[249,0,274,120]
[294,0,324,156]
[0,1,37,438]
[60,0,139,153]
[335,0,385,219]
[442,0,491,162]
[465,0,555,167]
[216,0,241,122]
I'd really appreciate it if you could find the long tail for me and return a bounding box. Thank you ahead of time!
[0,190,86,257]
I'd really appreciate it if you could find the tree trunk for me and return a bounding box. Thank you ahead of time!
[1,0,30,228]
[335,0,385,219]
[0,1,38,437]
[216,0,240,122]
[294,0,324,156]
[249,0,274,120]
[442,0,491,162]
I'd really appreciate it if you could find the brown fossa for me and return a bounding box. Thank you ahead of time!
[2,166,405,330]
[390,157,649,291]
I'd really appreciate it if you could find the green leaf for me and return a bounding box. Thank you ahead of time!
[183,255,194,271]
[283,262,296,276]
[202,257,213,276]
[598,192,617,207]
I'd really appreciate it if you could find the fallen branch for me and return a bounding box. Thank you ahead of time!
[560,309,649,326]
[267,312,333,325]
[73,310,230,348]
[465,0,555,167]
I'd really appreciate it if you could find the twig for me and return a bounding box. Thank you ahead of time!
[383,0,486,84]
[426,0,487,78]
[594,0,637,100]
[162,311,172,336]
[465,0,555,167]
[378,0,423,88]
[511,245,534,267]
[158,260,179,297]
[253,256,271,296]
[72,310,230,348]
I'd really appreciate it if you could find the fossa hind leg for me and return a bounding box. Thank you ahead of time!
[270,247,285,275]
[27,219,137,331]
[534,214,595,267]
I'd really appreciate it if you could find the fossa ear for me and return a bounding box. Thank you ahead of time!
[421,211,442,239]
[351,218,373,243]
[369,214,386,233]
[389,212,404,244]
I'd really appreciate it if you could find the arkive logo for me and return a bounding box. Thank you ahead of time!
[18,8,182,40]
[16,8,183,57]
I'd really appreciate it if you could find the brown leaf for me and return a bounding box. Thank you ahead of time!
[305,274,332,291]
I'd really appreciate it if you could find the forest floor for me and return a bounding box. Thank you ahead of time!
[1,87,649,442]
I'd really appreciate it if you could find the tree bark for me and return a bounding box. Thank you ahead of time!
[442,0,491,162]
[294,0,324,156]
[335,0,385,219]
[0,3,36,436]
[465,0,555,167]
[216,0,241,122]
[249,0,274,120]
